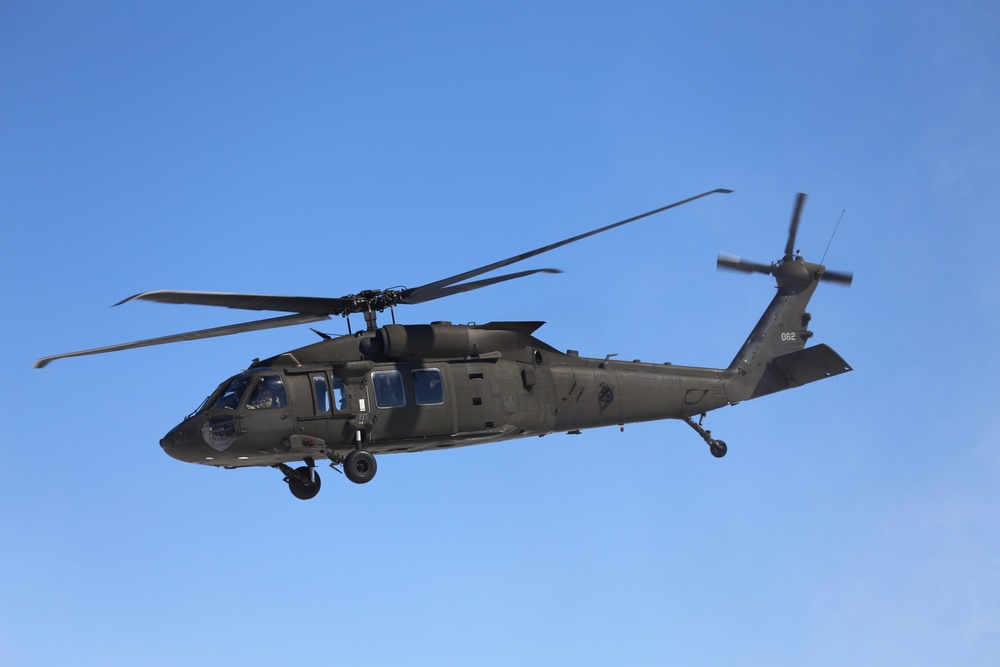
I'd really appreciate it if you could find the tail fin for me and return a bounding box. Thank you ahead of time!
[724,269,851,403]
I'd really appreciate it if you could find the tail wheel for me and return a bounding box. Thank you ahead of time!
[710,440,728,458]
[344,450,377,484]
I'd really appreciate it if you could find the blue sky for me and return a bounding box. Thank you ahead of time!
[2,2,998,665]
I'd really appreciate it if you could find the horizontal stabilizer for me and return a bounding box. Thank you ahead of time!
[750,344,852,399]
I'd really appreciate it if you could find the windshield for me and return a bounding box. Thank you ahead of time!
[194,376,235,415]
[211,375,252,410]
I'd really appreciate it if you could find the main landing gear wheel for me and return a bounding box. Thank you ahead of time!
[279,464,322,500]
[344,450,377,484]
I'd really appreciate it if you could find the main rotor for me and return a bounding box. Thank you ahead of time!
[35,188,732,368]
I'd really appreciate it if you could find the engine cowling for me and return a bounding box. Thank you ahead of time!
[360,323,475,359]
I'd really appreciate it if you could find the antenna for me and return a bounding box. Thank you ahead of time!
[821,209,846,265]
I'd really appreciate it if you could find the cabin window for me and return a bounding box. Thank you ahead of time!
[212,375,251,410]
[246,375,286,410]
[334,378,348,410]
[412,368,445,406]
[312,374,330,413]
[310,374,348,414]
[372,370,405,409]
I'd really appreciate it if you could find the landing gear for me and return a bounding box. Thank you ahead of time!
[276,460,322,500]
[274,451,377,498]
[683,413,728,458]
[344,450,377,484]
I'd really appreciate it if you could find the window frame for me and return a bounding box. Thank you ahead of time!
[311,373,331,414]
[372,370,406,409]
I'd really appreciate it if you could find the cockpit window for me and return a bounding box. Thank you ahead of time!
[212,376,251,410]
[192,386,221,416]
[246,375,286,410]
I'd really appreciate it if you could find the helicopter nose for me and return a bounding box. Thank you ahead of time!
[160,425,203,463]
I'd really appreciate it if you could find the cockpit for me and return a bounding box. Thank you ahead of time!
[196,371,289,414]
[161,367,356,464]
[162,363,443,473]
[192,369,347,418]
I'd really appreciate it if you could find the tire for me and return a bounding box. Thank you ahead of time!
[344,450,377,484]
[288,467,322,500]
[710,440,728,459]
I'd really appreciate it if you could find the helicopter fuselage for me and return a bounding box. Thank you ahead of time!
[160,321,737,468]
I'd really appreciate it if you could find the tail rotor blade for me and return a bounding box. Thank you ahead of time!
[785,193,807,259]
[717,253,773,275]
[821,269,854,286]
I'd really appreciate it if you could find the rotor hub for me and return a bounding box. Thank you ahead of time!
[773,256,815,293]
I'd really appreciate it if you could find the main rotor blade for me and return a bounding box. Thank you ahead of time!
[116,290,355,316]
[403,268,562,305]
[717,252,773,275]
[404,188,733,301]
[785,192,807,259]
[34,313,330,368]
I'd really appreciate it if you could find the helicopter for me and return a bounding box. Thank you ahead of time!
[35,189,852,500]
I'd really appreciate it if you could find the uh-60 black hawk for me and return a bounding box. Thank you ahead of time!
[36,189,853,500]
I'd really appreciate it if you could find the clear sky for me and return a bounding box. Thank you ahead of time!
[2,2,998,665]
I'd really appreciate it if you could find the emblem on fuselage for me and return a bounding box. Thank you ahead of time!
[598,384,615,411]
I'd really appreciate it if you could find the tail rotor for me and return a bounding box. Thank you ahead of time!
[717,193,853,292]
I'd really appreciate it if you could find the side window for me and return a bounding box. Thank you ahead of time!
[312,374,330,413]
[246,375,286,410]
[372,370,405,409]
[412,368,445,406]
[333,378,348,411]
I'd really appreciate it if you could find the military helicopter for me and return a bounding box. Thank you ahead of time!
[35,189,852,500]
